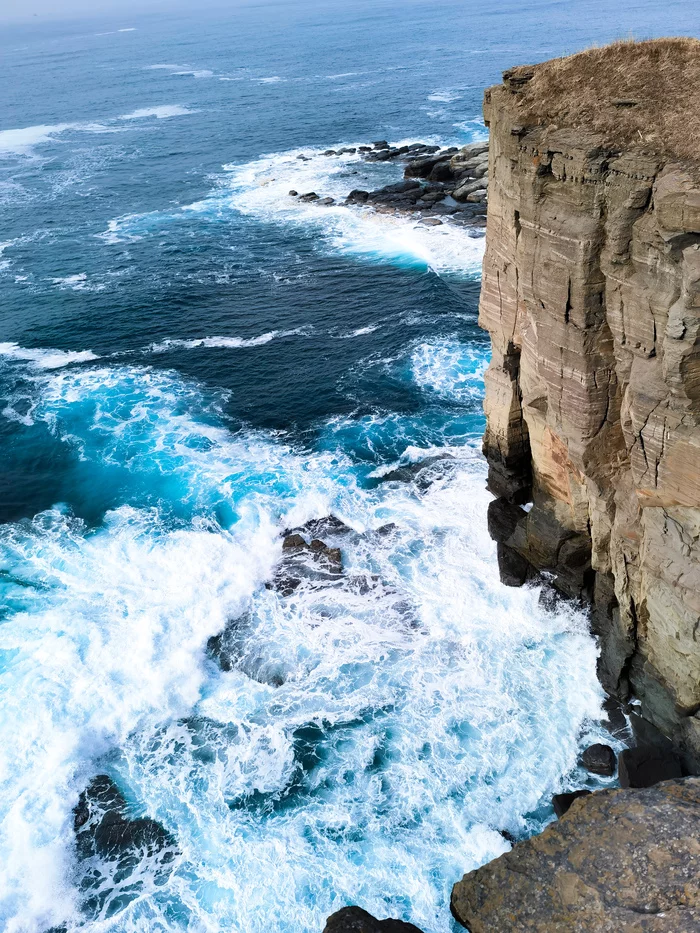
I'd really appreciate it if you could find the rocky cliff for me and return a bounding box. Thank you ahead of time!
[451,778,700,932]
[479,38,700,771]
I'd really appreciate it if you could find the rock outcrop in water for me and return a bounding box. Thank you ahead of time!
[291,139,489,230]
[479,38,700,772]
[451,778,700,932]
[73,774,178,918]
[323,906,424,933]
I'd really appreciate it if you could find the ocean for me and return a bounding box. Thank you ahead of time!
[1,1,698,930]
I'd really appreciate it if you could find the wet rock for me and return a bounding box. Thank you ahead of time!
[323,905,425,933]
[618,745,683,788]
[404,154,450,179]
[496,542,531,587]
[358,145,372,152]
[552,789,591,817]
[323,149,337,156]
[372,140,388,149]
[346,189,370,204]
[292,515,354,539]
[289,189,298,196]
[375,522,399,536]
[318,197,335,206]
[451,779,700,933]
[299,192,319,202]
[269,533,344,595]
[419,217,443,226]
[579,743,616,776]
[380,454,454,487]
[452,179,487,201]
[466,190,486,203]
[428,161,455,182]
[74,775,177,919]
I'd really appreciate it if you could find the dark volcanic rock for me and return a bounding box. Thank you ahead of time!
[372,140,388,149]
[323,906,424,933]
[579,743,616,777]
[619,745,683,788]
[380,454,454,488]
[346,189,370,203]
[452,779,700,933]
[291,515,354,539]
[299,192,319,201]
[552,788,591,817]
[404,154,450,179]
[428,161,455,182]
[268,533,343,595]
[496,542,531,587]
[74,775,177,919]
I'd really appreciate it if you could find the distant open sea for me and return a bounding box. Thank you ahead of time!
[1,1,698,930]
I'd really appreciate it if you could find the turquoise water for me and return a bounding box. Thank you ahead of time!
[1,1,699,930]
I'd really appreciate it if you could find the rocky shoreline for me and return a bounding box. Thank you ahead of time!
[322,38,700,933]
[289,139,489,230]
[66,41,700,933]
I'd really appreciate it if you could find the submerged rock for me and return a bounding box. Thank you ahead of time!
[268,532,343,595]
[379,454,454,488]
[323,906,424,933]
[451,779,700,933]
[74,775,178,919]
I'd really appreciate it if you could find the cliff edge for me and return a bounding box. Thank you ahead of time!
[480,38,700,771]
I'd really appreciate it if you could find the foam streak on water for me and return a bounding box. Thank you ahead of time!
[0,344,606,933]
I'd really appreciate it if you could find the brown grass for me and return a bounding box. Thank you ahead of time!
[506,38,700,160]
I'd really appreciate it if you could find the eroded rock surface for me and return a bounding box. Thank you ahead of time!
[451,779,700,932]
[480,47,700,771]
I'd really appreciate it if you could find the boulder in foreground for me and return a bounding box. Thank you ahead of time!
[451,779,700,932]
[323,906,424,933]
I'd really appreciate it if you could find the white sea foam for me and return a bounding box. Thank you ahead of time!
[427,90,461,103]
[336,325,380,338]
[259,76,284,83]
[203,143,486,275]
[0,342,99,369]
[148,329,306,352]
[411,339,489,403]
[0,358,608,932]
[0,122,112,157]
[174,69,214,78]
[118,104,196,120]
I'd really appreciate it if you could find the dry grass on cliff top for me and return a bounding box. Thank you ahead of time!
[509,37,700,160]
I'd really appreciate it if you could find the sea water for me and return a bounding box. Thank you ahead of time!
[1,0,699,930]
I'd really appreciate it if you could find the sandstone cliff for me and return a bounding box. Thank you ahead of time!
[480,39,700,771]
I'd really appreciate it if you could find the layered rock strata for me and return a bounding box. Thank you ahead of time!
[480,45,700,771]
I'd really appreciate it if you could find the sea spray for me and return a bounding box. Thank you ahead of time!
[0,348,606,932]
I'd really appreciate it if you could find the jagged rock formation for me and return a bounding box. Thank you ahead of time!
[451,778,700,932]
[479,39,700,771]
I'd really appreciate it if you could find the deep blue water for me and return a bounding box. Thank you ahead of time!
[1,1,698,931]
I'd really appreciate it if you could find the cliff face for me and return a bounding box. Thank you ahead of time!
[480,53,700,770]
